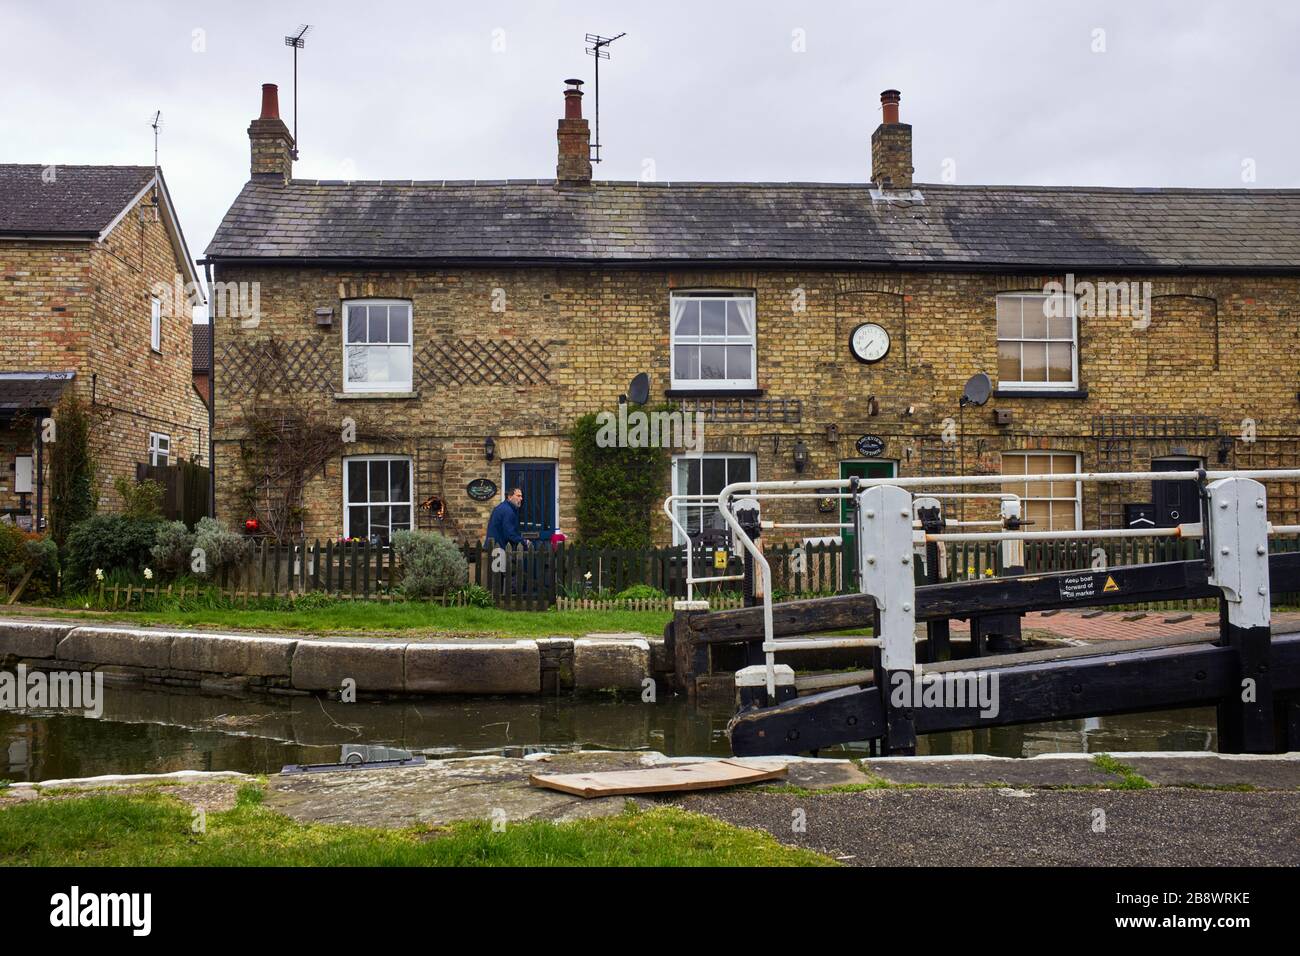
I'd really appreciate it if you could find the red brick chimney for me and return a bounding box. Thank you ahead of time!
[556,79,592,185]
[871,89,913,189]
[248,83,294,184]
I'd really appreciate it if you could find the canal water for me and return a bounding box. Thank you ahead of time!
[0,676,1218,782]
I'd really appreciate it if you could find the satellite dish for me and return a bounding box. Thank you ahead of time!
[960,372,992,407]
[627,372,650,406]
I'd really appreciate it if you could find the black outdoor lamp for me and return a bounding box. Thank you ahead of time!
[484,436,496,462]
[793,440,809,473]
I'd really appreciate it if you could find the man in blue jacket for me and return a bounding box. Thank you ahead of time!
[486,487,527,548]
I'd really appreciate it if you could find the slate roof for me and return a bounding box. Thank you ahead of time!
[204,179,1300,272]
[0,165,156,237]
[192,324,211,373]
[0,372,74,412]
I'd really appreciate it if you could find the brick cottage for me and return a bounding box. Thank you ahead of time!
[203,82,1300,546]
[0,165,208,528]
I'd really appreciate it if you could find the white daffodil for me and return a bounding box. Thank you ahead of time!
[143,567,154,581]
[94,568,105,581]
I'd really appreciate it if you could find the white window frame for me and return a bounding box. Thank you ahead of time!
[150,296,162,353]
[342,299,414,394]
[669,291,757,391]
[1001,451,1081,531]
[670,452,757,545]
[342,455,414,543]
[148,432,170,466]
[995,292,1078,391]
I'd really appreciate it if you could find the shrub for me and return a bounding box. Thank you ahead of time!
[63,514,163,591]
[150,521,195,577]
[391,530,469,598]
[614,584,668,602]
[192,517,249,575]
[456,583,493,608]
[571,407,669,548]
[24,537,59,582]
[48,393,97,549]
[114,477,164,521]
[0,524,28,585]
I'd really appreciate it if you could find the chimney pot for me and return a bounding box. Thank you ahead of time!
[880,89,901,125]
[259,83,282,121]
[556,79,592,184]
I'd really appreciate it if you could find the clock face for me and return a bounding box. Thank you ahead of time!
[850,323,891,363]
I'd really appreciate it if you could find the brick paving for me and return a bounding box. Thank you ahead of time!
[945,608,1300,643]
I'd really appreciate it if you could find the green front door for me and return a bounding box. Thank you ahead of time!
[840,459,897,589]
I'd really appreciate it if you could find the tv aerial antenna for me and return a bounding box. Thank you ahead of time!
[150,111,162,169]
[284,24,312,159]
[584,32,625,163]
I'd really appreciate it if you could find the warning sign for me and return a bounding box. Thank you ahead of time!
[1103,575,1120,592]
[1058,573,1100,601]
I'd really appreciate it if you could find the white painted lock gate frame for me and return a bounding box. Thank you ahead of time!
[663,469,1300,698]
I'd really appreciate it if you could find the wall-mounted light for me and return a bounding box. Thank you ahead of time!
[1217,437,1233,464]
[826,423,839,444]
[485,436,496,462]
[867,395,880,417]
[793,440,809,473]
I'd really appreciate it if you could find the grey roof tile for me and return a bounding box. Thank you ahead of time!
[203,180,1300,270]
[0,165,155,235]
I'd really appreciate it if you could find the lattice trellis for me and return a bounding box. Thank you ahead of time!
[415,339,553,388]
[1237,440,1300,527]
[680,397,802,424]
[1091,414,1222,528]
[218,339,335,395]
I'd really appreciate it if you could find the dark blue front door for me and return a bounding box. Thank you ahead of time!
[503,461,557,541]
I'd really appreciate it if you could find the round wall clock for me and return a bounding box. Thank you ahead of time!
[849,323,891,364]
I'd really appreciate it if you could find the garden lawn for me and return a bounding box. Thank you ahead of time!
[0,602,673,638]
[0,786,834,867]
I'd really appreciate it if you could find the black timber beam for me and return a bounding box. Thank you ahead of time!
[692,552,1300,646]
[729,632,1300,756]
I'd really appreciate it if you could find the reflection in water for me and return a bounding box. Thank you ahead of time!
[0,677,1217,782]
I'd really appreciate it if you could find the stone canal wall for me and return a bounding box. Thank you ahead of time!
[0,620,667,698]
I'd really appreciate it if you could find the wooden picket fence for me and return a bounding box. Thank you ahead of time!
[86,533,1300,612]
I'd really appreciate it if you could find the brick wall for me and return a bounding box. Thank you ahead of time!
[210,262,1300,542]
[0,192,196,521]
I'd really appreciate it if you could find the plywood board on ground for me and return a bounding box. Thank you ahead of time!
[529,759,788,798]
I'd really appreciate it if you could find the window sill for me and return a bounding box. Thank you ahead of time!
[992,388,1088,399]
[334,390,420,400]
[664,388,765,399]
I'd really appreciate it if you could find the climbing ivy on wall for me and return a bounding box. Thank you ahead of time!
[571,406,670,548]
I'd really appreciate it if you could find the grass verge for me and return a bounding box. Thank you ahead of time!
[0,603,672,638]
[0,786,835,867]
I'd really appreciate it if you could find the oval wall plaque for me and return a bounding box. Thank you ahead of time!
[467,478,499,501]
[855,434,886,458]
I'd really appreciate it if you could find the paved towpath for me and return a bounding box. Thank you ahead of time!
[675,753,1300,866]
[945,608,1300,643]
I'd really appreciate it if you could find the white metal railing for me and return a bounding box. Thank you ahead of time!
[710,469,1300,696]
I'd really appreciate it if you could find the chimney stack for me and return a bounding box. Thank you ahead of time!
[248,83,294,184]
[556,79,592,185]
[871,88,913,189]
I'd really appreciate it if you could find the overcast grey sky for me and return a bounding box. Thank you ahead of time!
[3,0,1297,304]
